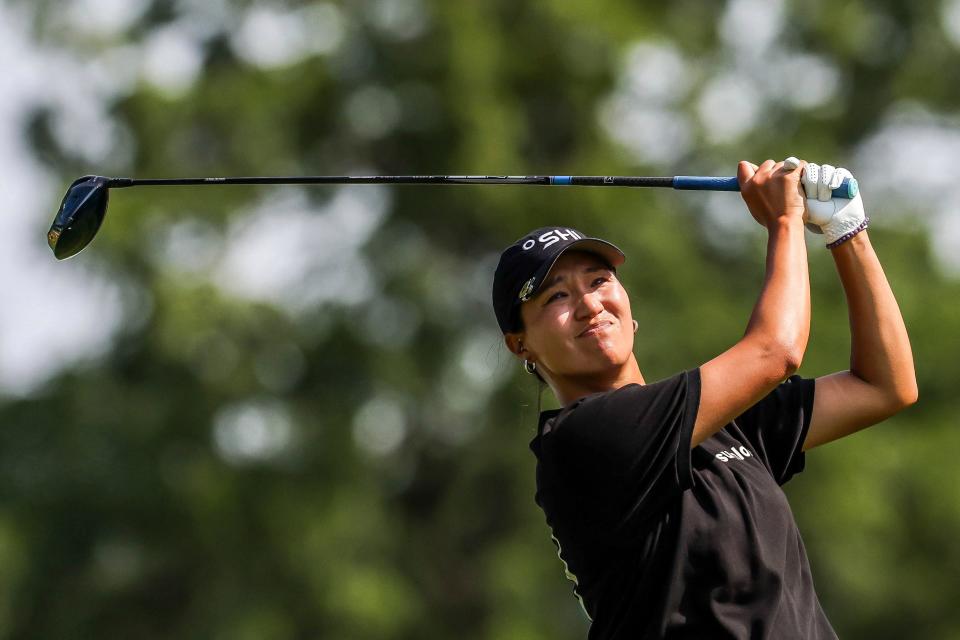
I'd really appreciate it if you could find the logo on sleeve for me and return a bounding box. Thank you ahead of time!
[715,446,753,463]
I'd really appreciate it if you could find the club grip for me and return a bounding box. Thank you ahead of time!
[672,176,858,199]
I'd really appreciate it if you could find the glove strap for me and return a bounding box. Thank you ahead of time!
[826,217,870,249]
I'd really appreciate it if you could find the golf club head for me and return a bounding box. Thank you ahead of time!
[47,175,111,260]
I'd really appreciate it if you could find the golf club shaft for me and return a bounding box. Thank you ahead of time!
[107,175,858,198]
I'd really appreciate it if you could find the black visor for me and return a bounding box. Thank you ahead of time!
[491,227,625,333]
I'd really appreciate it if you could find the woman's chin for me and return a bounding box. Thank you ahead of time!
[569,353,629,378]
[586,340,629,364]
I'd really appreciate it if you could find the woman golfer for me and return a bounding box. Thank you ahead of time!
[491,158,917,639]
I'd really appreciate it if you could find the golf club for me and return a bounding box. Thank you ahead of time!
[47,173,858,260]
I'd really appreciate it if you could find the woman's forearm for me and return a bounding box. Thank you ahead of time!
[831,231,917,405]
[692,172,811,446]
[745,216,811,370]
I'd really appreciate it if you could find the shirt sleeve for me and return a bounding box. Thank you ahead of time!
[730,374,816,485]
[543,368,700,542]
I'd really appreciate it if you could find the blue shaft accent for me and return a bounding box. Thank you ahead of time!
[551,176,572,185]
[672,176,858,199]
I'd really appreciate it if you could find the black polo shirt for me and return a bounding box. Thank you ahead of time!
[529,368,837,639]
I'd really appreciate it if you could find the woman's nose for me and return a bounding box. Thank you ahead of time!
[576,291,604,319]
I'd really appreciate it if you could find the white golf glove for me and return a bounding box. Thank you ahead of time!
[800,161,868,248]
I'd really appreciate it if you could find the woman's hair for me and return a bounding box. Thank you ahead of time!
[513,311,549,416]
[514,313,547,384]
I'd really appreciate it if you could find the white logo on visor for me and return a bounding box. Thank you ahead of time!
[537,228,582,249]
[521,228,583,251]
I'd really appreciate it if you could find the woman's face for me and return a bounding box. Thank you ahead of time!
[513,251,635,381]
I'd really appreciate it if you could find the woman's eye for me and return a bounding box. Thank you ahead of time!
[545,291,566,304]
[592,276,609,287]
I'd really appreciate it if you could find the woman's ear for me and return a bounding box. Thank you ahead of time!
[503,333,526,359]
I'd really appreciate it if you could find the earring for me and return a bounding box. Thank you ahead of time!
[524,360,537,374]
[632,319,639,333]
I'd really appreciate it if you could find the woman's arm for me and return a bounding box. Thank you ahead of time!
[692,159,811,448]
[803,231,918,450]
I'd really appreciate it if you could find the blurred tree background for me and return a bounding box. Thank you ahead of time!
[1,0,959,638]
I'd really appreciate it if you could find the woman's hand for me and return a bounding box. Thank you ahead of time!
[800,163,868,248]
[737,158,806,229]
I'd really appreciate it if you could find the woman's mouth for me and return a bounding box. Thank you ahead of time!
[578,320,614,338]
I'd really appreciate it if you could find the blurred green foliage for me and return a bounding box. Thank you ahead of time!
[2,0,959,638]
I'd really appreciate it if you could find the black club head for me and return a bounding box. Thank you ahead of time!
[47,175,111,260]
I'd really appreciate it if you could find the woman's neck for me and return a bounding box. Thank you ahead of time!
[551,356,645,407]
